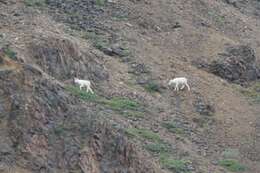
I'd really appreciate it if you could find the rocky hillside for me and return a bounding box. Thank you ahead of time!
[0,0,260,173]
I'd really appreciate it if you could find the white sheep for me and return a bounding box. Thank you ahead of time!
[74,78,94,94]
[168,77,190,91]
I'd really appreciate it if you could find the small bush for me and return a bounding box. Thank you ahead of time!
[161,121,184,134]
[160,154,191,173]
[53,124,66,136]
[93,38,109,50]
[24,0,46,7]
[102,97,140,111]
[122,110,144,119]
[145,142,170,154]
[3,47,17,60]
[240,82,260,104]
[144,81,160,93]
[125,128,161,142]
[218,159,246,172]
[222,149,240,159]
[95,0,106,6]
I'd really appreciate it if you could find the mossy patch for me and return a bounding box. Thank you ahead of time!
[65,86,98,102]
[144,81,160,93]
[240,82,260,104]
[161,121,185,134]
[2,47,17,60]
[218,159,246,172]
[145,142,170,154]
[24,0,46,7]
[159,153,191,173]
[125,128,161,142]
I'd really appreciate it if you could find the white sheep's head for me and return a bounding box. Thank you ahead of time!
[74,78,79,83]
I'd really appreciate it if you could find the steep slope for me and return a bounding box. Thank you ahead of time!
[0,0,260,173]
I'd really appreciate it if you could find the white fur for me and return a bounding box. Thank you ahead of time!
[168,77,190,91]
[74,78,94,94]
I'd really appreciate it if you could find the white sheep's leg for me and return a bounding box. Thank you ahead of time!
[79,84,83,90]
[174,83,177,91]
[176,83,179,91]
[185,82,191,91]
[180,84,185,90]
[88,87,94,94]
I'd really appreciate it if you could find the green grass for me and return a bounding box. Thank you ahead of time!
[24,0,46,7]
[93,38,109,50]
[66,85,142,113]
[144,81,160,93]
[222,149,240,159]
[161,121,184,134]
[218,159,246,172]
[102,97,140,111]
[65,86,98,102]
[95,0,106,6]
[122,110,145,119]
[53,124,66,136]
[240,82,260,103]
[3,47,17,60]
[145,142,170,154]
[160,154,191,173]
[125,128,161,142]
[83,31,109,50]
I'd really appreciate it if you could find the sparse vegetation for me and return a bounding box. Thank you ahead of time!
[66,85,142,113]
[24,0,46,7]
[161,121,184,134]
[93,38,110,51]
[2,46,17,60]
[122,110,145,119]
[102,97,140,111]
[95,0,106,6]
[83,31,109,50]
[160,154,191,173]
[145,142,170,154]
[218,159,246,172]
[65,86,98,102]
[53,124,66,136]
[125,128,161,142]
[144,81,160,93]
[240,82,260,103]
[222,149,240,159]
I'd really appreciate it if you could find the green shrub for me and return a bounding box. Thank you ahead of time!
[145,142,170,154]
[160,154,191,173]
[95,0,105,6]
[53,124,66,136]
[218,159,246,172]
[125,128,161,142]
[122,111,144,119]
[161,121,184,134]
[240,82,260,104]
[3,47,17,60]
[93,38,109,50]
[144,81,160,93]
[102,97,140,111]
[222,149,240,159]
[24,0,46,7]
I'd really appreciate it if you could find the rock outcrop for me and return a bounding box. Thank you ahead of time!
[209,45,260,85]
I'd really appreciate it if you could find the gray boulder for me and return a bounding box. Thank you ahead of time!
[209,45,260,85]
